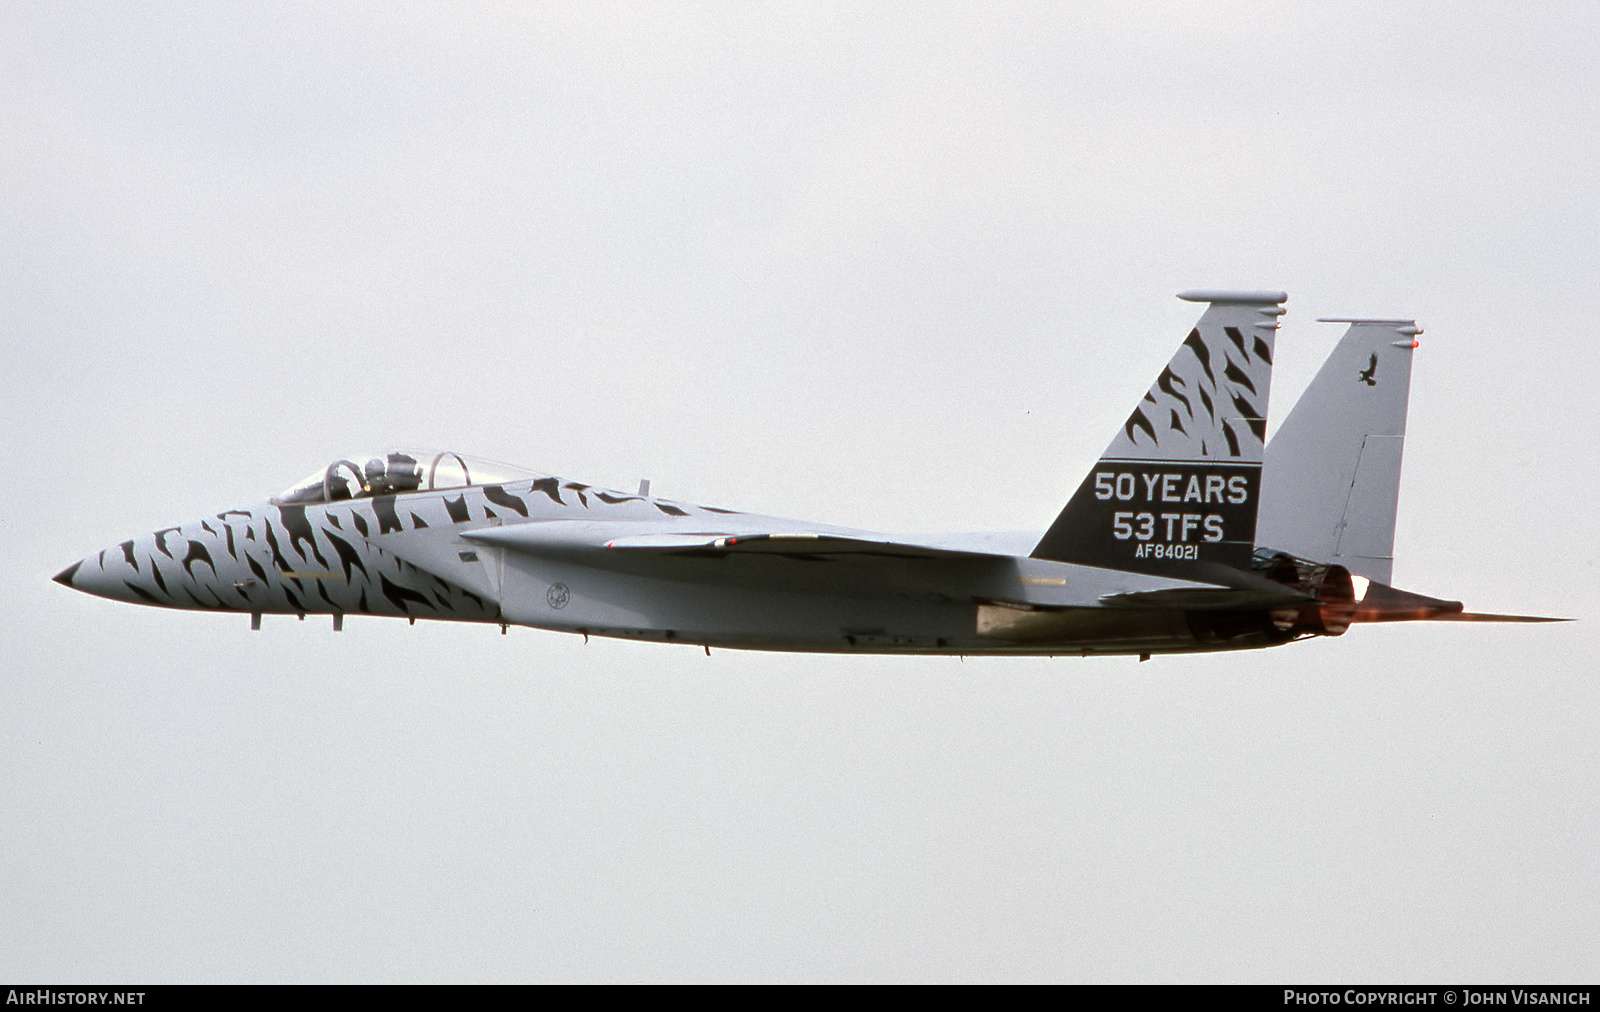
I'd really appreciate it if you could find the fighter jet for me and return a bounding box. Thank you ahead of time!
[54,290,1563,657]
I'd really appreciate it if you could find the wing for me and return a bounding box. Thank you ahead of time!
[454,519,1021,604]
[461,520,1009,560]
[459,518,1244,608]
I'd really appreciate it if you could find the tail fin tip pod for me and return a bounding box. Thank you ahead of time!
[1256,318,1421,586]
[1177,289,1290,305]
[1032,290,1288,577]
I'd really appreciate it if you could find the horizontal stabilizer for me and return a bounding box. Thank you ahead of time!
[1422,612,1572,623]
[1351,580,1571,623]
[1352,581,1461,622]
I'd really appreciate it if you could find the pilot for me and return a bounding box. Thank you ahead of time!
[387,452,423,493]
[364,457,390,496]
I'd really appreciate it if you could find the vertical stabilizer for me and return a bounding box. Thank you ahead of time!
[1256,319,1420,584]
[1033,290,1286,578]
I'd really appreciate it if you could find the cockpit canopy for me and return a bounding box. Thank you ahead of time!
[272,449,545,505]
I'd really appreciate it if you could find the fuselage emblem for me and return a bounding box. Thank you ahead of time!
[546,583,570,609]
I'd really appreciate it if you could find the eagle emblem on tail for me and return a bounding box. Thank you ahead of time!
[1358,353,1378,386]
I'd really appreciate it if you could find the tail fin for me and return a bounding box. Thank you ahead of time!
[1255,319,1420,585]
[1032,290,1287,577]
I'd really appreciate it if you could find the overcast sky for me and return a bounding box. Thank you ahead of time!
[3,2,1597,982]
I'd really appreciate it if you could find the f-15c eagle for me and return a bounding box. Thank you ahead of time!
[55,290,1563,657]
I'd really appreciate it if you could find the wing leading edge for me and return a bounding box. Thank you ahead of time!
[464,522,1007,561]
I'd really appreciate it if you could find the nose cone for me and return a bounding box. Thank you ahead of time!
[54,543,166,606]
[58,521,254,611]
[53,561,84,587]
